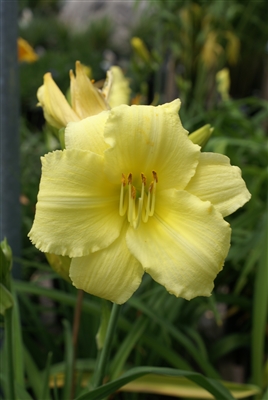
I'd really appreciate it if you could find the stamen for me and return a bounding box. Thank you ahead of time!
[128,179,133,224]
[133,175,146,229]
[143,186,151,223]
[141,173,146,185]
[120,171,158,228]
[128,173,132,184]
[149,172,157,216]
[143,171,157,221]
[119,176,127,216]
[131,186,136,199]
[152,170,158,183]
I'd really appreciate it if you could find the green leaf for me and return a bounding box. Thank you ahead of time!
[75,367,235,400]
[251,213,268,387]
[11,284,25,388]
[0,283,13,315]
[15,383,34,400]
[0,373,34,400]
[41,352,53,400]
[62,319,73,400]
[24,346,44,399]
[14,280,100,316]
[261,386,268,400]
[109,316,149,380]
[128,297,219,378]
[141,334,192,371]
[209,334,250,363]
[118,374,260,399]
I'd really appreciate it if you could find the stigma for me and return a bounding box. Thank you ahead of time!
[119,171,158,229]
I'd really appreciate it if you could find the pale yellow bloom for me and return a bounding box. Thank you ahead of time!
[37,61,130,129]
[29,100,251,304]
[18,37,38,63]
[216,68,231,101]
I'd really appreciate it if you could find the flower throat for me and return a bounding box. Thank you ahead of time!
[119,171,158,229]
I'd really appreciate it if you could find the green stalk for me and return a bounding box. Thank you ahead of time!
[91,303,121,388]
[5,305,16,400]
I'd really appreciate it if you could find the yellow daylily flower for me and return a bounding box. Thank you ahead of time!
[216,68,231,101]
[29,99,251,304]
[37,61,130,129]
[18,37,38,63]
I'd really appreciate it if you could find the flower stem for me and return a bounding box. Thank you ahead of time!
[92,303,121,388]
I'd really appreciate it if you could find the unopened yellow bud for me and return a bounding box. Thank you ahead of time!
[131,37,150,63]
[216,68,230,101]
[188,124,213,147]
[0,238,12,279]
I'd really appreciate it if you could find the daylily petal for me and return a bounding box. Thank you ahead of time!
[185,153,251,217]
[102,66,131,107]
[28,149,122,257]
[65,111,109,156]
[37,73,80,129]
[70,61,108,119]
[103,100,200,191]
[126,189,231,300]
[70,224,144,304]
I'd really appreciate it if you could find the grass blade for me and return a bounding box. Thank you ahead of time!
[62,319,73,400]
[251,214,268,388]
[41,352,53,400]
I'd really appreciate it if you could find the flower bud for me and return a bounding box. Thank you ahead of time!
[0,238,12,281]
[188,124,213,147]
[131,37,151,63]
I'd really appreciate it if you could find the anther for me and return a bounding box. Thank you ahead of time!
[121,173,126,186]
[128,173,132,184]
[141,173,146,185]
[152,170,158,183]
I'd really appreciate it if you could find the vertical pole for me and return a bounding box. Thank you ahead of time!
[0,0,21,277]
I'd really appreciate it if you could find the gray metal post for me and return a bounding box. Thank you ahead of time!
[0,0,21,277]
